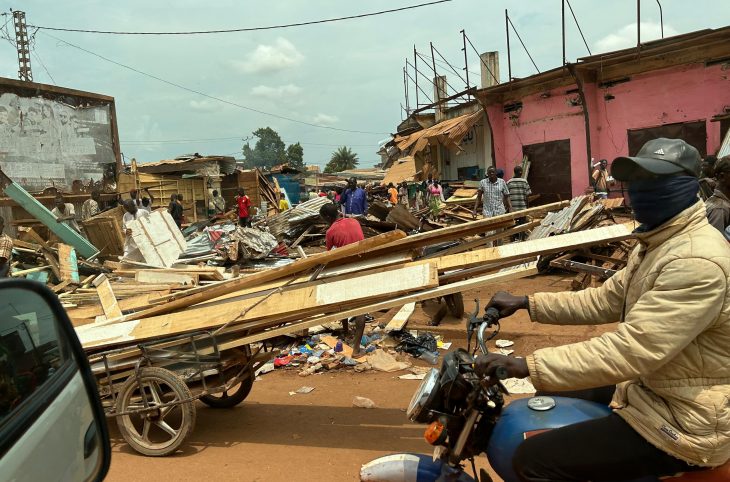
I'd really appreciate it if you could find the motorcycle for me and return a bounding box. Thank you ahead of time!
[360,301,728,482]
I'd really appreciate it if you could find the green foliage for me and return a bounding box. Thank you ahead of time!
[285,142,305,171]
[324,146,359,173]
[242,127,286,169]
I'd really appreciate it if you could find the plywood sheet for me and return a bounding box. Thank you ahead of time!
[128,210,187,267]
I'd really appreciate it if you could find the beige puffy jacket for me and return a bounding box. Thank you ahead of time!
[526,201,730,467]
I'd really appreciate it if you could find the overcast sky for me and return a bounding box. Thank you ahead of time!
[1,0,728,169]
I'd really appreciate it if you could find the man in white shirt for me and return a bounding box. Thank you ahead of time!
[51,195,81,232]
[122,199,150,260]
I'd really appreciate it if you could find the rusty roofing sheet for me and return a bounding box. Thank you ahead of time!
[393,110,483,156]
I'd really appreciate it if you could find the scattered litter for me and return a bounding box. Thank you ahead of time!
[437,341,452,350]
[495,339,515,348]
[398,373,426,380]
[289,386,316,395]
[353,396,377,409]
[499,348,515,356]
[503,378,536,394]
[354,362,372,373]
[255,361,275,376]
[366,350,411,372]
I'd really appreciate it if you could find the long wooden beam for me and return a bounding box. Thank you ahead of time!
[127,230,407,319]
[76,260,436,349]
[435,223,635,272]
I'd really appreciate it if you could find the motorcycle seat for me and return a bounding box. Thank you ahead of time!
[662,461,730,481]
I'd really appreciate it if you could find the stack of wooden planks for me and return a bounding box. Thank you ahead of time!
[72,200,638,362]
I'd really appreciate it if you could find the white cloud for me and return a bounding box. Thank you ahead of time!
[188,99,218,112]
[250,83,302,99]
[312,113,339,125]
[595,22,678,53]
[231,38,304,74]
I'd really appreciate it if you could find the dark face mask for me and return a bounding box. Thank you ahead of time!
[628,175,699,231]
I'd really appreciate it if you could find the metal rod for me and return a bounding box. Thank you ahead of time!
[429,42,438,80]
[507,15,540,73]
[505,9,512,81]
[413,45,419,107]
[637,0,641,47]
[463,30,499,84]
[562,0,566,66]
[403,65,410,114]
[566,0,592,55]
[404,63,434,104]
[656,0,663,38]
[461,29,470,92]
[433,43,467,85]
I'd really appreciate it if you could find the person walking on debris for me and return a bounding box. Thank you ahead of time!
[507,165,532,241]
[592,159,610,199]
[705,156,730,235]
[699,155,718,200]
[168,194,183,229]
[0,216,12,277]
[235,188,252,227]
[319,203,367,357]
[278,192,290,211]
[398,182,409,206]
[476,138,730,481]
[475,166,511,218]
[51,195,81,232]
[208,189,226,216]
[121,199,150,260]
[81,190,101,221]
[341,177,367,216]
[387,182,398,204]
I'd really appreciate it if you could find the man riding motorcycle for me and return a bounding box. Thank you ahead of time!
[477,138,730,481]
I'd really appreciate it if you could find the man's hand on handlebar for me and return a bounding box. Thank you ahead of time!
[487,291,529,319]
[475,353,529,383]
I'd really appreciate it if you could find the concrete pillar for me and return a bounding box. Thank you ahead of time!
[433,75,447,122]
[480,51,500,88]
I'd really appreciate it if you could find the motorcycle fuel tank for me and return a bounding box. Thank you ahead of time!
[360,453,476,482]
[486,396,612,482]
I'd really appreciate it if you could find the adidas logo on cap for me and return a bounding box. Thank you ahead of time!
[653,148,665,156]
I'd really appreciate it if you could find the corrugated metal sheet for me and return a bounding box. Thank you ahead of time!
[381,156,418,186]
[719,127,730,159]
[137,156,237,175]
[393,111,483,156]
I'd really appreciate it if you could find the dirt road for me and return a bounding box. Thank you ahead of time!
[106,275,613,482]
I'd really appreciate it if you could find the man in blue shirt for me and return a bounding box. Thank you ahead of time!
[340,177,368,216]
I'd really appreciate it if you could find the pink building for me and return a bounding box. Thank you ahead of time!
[478,27,730,203]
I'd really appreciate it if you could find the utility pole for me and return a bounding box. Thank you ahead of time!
[13,10,33,82]
[561,0,566,66]
[413,45,419,108]
[637,0,641,47]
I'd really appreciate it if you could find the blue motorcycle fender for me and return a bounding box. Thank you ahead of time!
[359,453,477,482]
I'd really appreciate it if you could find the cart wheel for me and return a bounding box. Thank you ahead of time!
[200,367,254,409]
[116,367,196,457]
[445,293,465,318]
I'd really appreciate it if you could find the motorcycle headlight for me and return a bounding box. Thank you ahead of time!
[406,368,439,423]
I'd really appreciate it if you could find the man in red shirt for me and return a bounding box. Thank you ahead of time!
[319,203,367,355]
[321,203,364,250]
[235,188,252,227]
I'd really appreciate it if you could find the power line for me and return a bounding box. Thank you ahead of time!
[123,136,378,147]
[29,1,452,35]
[32,50,56,84]
[41,32,389,135]
[565,0,592,55]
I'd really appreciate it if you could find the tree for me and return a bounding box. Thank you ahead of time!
[242,127,286,169]
[285,142,305,171]
[324,146,359,173]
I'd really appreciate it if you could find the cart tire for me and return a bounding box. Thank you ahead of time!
[116,367,196,457]
[200,367,254,409]
[445,293,465,318]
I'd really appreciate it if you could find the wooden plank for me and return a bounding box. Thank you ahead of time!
[92,275,123,321]
[321,335,353,358]
[127,230,407,320]
[384,302,416,332]
[423,220,541,259]
[135,270,196,285]
[550,259,617,279]
[58,244,80,283]
[0,172,98,258]
[77,260,436,349]
[216,265,539,350]
[355,201,569,262]
[435,223,635,272]
[127,210,187,267]
[66,291,170,323]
